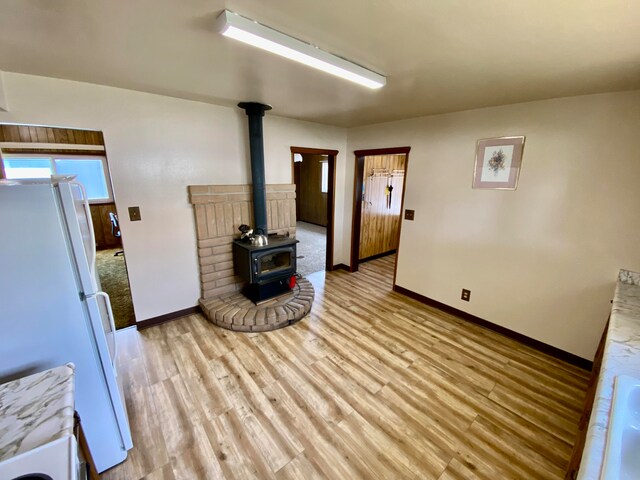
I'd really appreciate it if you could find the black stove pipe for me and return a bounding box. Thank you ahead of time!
[238,102,272,235]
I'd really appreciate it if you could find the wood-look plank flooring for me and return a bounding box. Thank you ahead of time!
[102,255,589,479]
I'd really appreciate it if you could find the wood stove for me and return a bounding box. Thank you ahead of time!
[233,101,300,303]
[233,236,298,303]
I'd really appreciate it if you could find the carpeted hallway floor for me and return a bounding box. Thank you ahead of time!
[295,221,327,277]
[96,248,136,329]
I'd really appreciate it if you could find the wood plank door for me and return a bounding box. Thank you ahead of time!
[359,154,406,260]
[89,203,122,250]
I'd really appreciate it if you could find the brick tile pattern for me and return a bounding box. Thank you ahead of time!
[188,184,297,300]
[199,278,314,332]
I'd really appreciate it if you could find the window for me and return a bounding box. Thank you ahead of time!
[3,157,54,178]
[2,154,113,203]
[320,160,329,193]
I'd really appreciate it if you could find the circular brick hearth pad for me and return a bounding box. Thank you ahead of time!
[198,278,314,332]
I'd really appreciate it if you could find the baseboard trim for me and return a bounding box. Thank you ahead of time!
[332,263,351,271]
[297,220,328,228]
[360,250,397,263]
[392,284,592,371]
[136,306,201,330]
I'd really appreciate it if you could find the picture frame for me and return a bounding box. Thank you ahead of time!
[472,136,525,190]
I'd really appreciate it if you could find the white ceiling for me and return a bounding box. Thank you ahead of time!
[0,0,638,127]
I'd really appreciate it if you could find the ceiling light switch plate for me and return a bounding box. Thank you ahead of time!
[404,209,415,221]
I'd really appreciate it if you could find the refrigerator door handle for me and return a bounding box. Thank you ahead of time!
[96,291,117,365]
[71,181,97,277]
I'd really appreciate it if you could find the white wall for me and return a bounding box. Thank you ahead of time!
[346,90,640,359]
[264,116,350,263]
[0,72,347,320]
[4,71,638,359]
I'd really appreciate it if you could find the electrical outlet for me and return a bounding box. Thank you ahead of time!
[128,206,141,222]
[404,209,415,221]
[461,289,471,302]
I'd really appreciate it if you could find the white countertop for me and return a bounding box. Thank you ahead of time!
[578,269,640,479]
[0,363,76,462]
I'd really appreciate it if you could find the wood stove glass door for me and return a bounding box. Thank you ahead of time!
[256,249,294,281]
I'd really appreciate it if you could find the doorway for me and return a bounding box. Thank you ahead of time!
[0,123,136,329]
[351,147,410,281]
[290,146,337,276]
[93,208,136,329]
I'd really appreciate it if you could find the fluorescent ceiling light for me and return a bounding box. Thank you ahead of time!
[216,10,386,89]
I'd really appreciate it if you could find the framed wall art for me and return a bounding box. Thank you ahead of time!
[472,136,525,190]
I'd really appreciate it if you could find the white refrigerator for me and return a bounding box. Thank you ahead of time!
[0,176,133,472]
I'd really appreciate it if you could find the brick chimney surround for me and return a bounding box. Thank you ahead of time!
[188,183,314,332]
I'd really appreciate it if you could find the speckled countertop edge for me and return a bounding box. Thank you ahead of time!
[577,270,640,479]
[0,363,76,462]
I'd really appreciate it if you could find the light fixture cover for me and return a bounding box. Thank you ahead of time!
[216,10,386,89]
[0,71,8,112]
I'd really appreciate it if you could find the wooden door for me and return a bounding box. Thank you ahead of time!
[359,154,406,260]
[90,203,122,250]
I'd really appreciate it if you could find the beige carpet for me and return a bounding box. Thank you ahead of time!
[296,221,327,276]
[95,248,136,329]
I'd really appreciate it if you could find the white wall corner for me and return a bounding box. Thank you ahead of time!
[0,71,8,112]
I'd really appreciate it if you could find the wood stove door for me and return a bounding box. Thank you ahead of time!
[255,248,296,283]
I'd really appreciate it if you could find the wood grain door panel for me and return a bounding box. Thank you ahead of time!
[359,154,406,260]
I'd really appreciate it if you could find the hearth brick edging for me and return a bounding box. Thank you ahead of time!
[199,277,314,332]
[188,184,297,300]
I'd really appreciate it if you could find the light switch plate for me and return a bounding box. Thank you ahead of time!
[128,206,141,222]
[404,209,415,221]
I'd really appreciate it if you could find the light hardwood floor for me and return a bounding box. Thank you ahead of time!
[102,255,590,479]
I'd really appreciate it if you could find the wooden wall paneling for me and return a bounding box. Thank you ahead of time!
[293,161,301,221]
[89,204,106,249]
[7,125,19,142]
[36,128,48,143]
[77,129,90,145]
[90,203,121,250]
[359,154,406,260]
[28,126,38,142]
[297,154,328,226]
[53,128,69,144]
[18,126,30,142]
[103,205,120,248]
[0,124,104,146]
[1,148,105,155]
